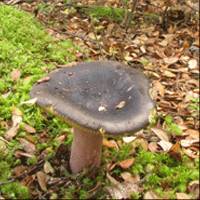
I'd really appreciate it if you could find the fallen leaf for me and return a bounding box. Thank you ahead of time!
[188,59,198,69]
[148,142,160,152]
[158,140,173,152]
[132,138,148,151]
[44,161,54,174]
[163,70,176,78]
[184,129,199,139]
[118,158,134,169]
[163,56,179,65]
[115,101,126,109]
[180,139,199,148]
[37,76,50,84]
[103,139,118,149]
[151,128,169,141]
[11,69,21,81]
[19,138,36,154]
[36,171,47,191]
[5,126,20,141]
[121,172,140,183]
[183,148,199,159]
[188,180,199,199]
[144,191,160,199]
[15,150,34,158]
[106,180,140,199]
[168,142,182,160]
[153,80,165,97]
[176,193,191,199]
[122,136,136,143]
[23,123,36,133]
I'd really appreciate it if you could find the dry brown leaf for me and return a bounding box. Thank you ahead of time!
[15,150,34,158]
[168,142,182,161]
[106,181,140,199]
[153,81,165,97]
[163,56,179,65]
[180,139,199,148]
[5,126,20,141]
[19,138,36,154]
[188,59,198,69]
[151,128,169,141]
[5,108,22,140]
[122,136,136,143]
[144,191,160,199]
[120,172,140,183]
[36,171,47,191]
[103,139,118,149]
[183,148,199,159]
[188,180,199,199]
[163,70,176,78]
[176,193,191,199]
[184,129,199,139]
[23,123,36,133]
[44,161,54,174]
[132,138,148,151]
[148,142,160,152]
[11,69,21,81]
[158,140,173,152]
[118,158,134,169]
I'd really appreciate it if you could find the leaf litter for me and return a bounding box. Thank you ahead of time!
[1,0,199,199]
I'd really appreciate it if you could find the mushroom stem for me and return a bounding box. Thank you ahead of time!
[70,127,103,173]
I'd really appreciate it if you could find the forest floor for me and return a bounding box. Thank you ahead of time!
[0,0,199,199]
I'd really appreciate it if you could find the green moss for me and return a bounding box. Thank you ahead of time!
[1,182,29,199]
[83,6,125,22]
[0,4,77,198]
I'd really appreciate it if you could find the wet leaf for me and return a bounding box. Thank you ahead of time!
[118,158,134,169]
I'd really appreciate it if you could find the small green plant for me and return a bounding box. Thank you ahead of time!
[164,115,182,135]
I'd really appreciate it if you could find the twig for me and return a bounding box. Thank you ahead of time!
[124,0,138,31]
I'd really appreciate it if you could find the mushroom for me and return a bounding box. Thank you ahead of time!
[30,61,154,173]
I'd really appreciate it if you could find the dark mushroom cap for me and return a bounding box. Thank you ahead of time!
[30,61,154,135]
